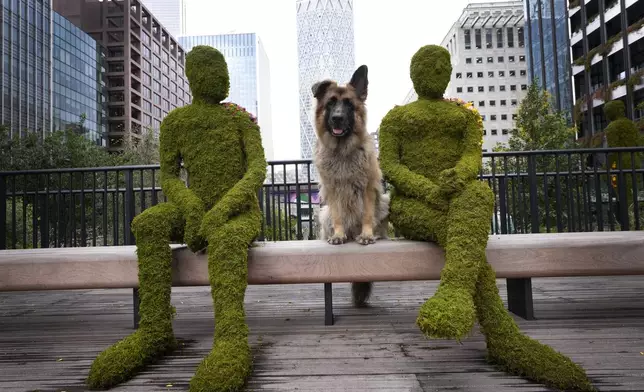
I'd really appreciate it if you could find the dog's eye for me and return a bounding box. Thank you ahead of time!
[343,98,353,108]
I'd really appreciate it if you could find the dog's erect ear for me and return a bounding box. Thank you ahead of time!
[312,80,334,99]
[349,65,368,101]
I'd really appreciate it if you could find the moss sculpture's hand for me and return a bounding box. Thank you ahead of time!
[183,199,207,251]
[437,167,466,196]
[199,190,252,238]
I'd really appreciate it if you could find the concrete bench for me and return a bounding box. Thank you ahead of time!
[1,231,644,327]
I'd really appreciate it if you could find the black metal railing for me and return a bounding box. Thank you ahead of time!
[1,147,643,250]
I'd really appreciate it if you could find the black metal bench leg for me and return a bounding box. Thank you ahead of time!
[133,288,141,329]
[324,283,334,325]
[506,278,535,320]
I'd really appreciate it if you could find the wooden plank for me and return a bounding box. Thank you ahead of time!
[2,231,644,291]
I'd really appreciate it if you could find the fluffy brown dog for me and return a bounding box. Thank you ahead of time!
[311,65,390,307]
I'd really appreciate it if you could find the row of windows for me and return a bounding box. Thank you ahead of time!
[474,99,519,107]
[481,113,518,121]
[456,70,527,80]
[464,26,525,50]
[457,84,528,93]
[465,55,526,65]
[483,128,514,136]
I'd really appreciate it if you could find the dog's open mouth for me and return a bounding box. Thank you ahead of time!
[332,128,346,136]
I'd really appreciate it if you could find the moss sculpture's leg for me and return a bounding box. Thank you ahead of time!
[475,261,596,391]
[416,181,493,341]
[87,203,184,390]
[189,207,261,392]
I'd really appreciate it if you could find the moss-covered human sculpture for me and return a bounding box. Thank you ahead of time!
[86,45,266,392]
[378,45,595,391]
[604,100,641,210]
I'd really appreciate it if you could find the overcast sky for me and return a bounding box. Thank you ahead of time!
[184,0,512,160]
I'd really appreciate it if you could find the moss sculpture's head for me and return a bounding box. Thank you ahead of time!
[604,100,626,122]
[185,45,230,104]
[410,45,452,99]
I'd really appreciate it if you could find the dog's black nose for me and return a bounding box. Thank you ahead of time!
[331,114,344,125]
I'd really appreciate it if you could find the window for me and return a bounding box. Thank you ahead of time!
[509,70,516,77]
[502,129,509,135]
[457,87,463,93]
[481,115,486,121]
[483,130,487,135]
[466,58,472,64]
[500,100,507,106]
[501,114,507,120]
[512,114,518,120]
[464,29,471,49]
[496,28,503,48]
[499,71,505,77]
[476,57,483,63]
[486,28,493,48]
[479,100,485,106]
[478,86,484,92]
[507,27,514,47]
[467,72,473,78]
[487,56,493,63]
[489,86,495,92]
[498,56,504,62]
[491,114,497,120]
[475,29,482,48]
[490,100,496,106]
[456,72,462,78]
[521,84,527,90]
[500,85,506,91]
[491,129,498,135]
[510,85,517,91]
[488,71,494,77]
[468,87,474,92]
[509,56,515,62]
[519,55,526,62]
[520,70,526,76]
[511,99,518,106]
[518,27,525,48]
[477,71,484,78]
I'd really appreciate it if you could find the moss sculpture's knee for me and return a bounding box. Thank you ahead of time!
[377,44,596,391]
[87,45,266,391]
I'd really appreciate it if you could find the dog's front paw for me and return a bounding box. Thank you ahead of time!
[356,233,376,245]
[328,233,347,245]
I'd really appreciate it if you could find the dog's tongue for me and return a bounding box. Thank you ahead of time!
[333,128,343,135]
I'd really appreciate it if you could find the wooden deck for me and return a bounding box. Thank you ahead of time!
[1,277,643,391]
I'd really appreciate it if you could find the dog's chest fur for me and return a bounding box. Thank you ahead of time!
[316,144,370,196]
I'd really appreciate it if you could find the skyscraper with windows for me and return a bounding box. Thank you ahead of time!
[296,0,356,163]
[178,33,274,161]
[0,0,52,138]
[524,0,573,123]
[52,12,107,146]
[140,0,186,37]
[403,2,529,152]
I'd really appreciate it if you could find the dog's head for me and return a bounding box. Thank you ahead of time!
[312,65,368,143]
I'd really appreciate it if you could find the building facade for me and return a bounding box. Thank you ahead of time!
[525,0,573,122]
[179,33,274,160]
[296,0,356,163]
[569,0,644,139]
[52,12,107,146]
[139,0,186,38]
[53,0,191,152]
[403,2,529,152]
[0,0,52,138]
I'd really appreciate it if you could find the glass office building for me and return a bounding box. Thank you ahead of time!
[525,0,573,122]
[179,33,274,160]
[52,12,106,145]
[0,0,52,138]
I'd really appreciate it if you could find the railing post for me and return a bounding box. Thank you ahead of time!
[498,176,508,234]
[506,155,536,321]
[0,175,6,250]
[40,193,49,248]
[124,170,139,328]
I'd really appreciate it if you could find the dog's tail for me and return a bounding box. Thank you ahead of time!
[352,282,373,308]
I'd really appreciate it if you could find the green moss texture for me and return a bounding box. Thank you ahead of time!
[87,45,267,392]
[378,44,595,391]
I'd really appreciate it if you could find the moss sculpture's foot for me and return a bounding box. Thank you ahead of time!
[416,287,476,340]
[189,338,252,392]
[486,331,596,392]
[352,282,373,307]
[87,328,177,390]
[356,232,376,245]
[328,233,347,245]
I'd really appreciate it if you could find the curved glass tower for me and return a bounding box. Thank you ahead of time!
[296,0,355,163]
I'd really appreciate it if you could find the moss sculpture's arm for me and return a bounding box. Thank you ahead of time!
[158,116,206,251]
[439,110,483,194]
[200,118,266,235]
[378,110,446,210]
